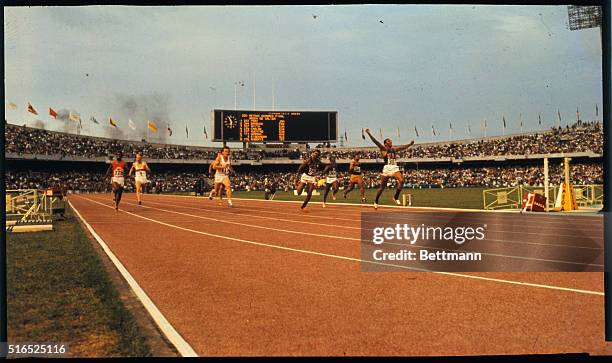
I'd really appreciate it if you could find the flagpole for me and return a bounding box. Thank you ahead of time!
[253,71,256,111]
[484,119,487,138]
[272,80,275,111]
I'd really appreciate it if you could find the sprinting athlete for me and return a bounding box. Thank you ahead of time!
[128,152,151,205]
[296,149,322,212]
[365,128,414,209]
[343,153,366,203]
[211,146,233,207]
[105,152,127,211]
[322,154,339,208]
[207,153,226,200]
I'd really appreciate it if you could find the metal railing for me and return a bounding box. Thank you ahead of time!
[483,184,603,210]
[6,189,54,224]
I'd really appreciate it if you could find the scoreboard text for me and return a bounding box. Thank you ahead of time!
[212,110,338,142]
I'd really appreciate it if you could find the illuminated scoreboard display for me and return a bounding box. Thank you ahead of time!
[212,110,338,142]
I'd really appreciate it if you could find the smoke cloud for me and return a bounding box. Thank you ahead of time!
[110,93,174,143]
[32,119,46,129]
[55,108,82,133]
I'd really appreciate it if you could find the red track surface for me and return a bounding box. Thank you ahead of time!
[69,193,611,356]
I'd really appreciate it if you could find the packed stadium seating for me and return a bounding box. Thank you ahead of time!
[4,120,603,194]
[5,163,603,193]
[5,120,602,161]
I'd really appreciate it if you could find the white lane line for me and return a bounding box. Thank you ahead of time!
[116,198,604,268]
[144,198,360,230]
[228,195,604,219]
[144,193,604,221]
[79,196,605,295]
[68,199,199,357]
[141,197,603,251]
[151,194,602,233]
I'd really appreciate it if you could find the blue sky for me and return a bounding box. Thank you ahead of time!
[4,5,603,147]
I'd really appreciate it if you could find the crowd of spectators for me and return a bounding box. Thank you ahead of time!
[6,162,603,194]
[4,124,288,160]
[313,121,603,160]
[5,120,602,161]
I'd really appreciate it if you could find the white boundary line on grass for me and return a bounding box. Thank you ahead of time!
[68,200,198,357]
[78,196,604,297]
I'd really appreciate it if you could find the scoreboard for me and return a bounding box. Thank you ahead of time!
[212,109,338,142]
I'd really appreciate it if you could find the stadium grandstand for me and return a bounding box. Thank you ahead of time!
[4,119,603,195]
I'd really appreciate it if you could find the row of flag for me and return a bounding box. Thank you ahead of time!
[351,106,599,141]
[9,101,599,142]
[7,101,209,139]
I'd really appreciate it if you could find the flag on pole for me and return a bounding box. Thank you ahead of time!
[186,125,189,138]
[27,102,38,115]
[6,102,17,110]
[147,120,158,133]
[595,104,599,117]
[345,130,348,141]
[78,118,82,130]
[467,121,471,136]
[519,113,523,128]
[502,115,506,129]
[69,111,80,122]
[414,126,419,137]
[128,119,136,130]
[203,125,208,139]
[109,117,118,128]
[48,107,58,119]
[431,124,436,136]
[557,109,562,125]
[379,128,383,139]
[167,125,173,136]
[538,113,542,125]
[361,128,365,140]
[576,106,580,122]
[397,127,400,138]
[90,116,99,124]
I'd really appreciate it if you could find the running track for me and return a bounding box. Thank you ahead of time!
[68,193,611,356]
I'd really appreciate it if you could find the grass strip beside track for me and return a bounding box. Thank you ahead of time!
[6,207,151,357]
[188,187,487,209]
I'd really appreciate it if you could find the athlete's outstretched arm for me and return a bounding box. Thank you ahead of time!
[127,164,135,177]
[395,140,415,151]
[365,128,385,150]
[105,164,113,177]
